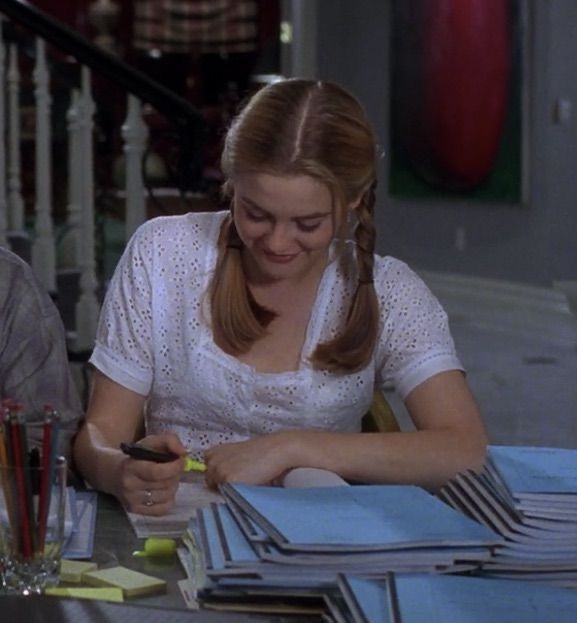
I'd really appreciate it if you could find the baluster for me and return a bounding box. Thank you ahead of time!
[74,67,99,352]
[0,23,7,247]
[7,44,25,237]
[122,95,148,239]
[31,38,56,293]
[61,89,82,268]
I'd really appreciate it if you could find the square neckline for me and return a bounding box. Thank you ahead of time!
[199,214,340,380]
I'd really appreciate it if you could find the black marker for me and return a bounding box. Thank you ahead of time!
[120,442,206,472]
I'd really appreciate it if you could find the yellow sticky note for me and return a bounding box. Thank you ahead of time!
[60,559,99,583]
[82,566,167,598]
[45,587,124,603]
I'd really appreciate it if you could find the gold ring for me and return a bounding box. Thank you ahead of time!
[143,489,154,507]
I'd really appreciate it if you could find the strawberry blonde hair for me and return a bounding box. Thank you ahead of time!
[209,79,379,372]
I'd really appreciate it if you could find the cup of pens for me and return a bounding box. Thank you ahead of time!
[0,407,66,595]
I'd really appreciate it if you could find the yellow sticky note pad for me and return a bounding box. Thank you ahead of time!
[60,559,99,583]
[45,587,124,603]
[82,566,167,598]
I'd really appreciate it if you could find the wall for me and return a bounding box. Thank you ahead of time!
[313,0,577,287]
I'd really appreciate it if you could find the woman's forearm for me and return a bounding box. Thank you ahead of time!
[72,370,148,496]
[73,422,127,497]
[280,426,487,490]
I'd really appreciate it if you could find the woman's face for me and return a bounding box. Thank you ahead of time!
[232,172,338,284]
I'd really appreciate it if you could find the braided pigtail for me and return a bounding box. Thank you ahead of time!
[209,215,275,354]
[310,183,379,372]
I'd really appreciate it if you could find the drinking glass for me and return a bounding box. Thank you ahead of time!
[0,457,67,594]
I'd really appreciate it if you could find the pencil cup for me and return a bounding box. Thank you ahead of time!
[0,457,67,595]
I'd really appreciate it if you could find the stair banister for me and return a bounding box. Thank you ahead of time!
[31,37,56,293]
[0,22,7,247]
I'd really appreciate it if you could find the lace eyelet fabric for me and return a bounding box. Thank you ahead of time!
[90,212,462,455]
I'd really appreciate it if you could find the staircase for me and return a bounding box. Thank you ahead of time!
[0,0,207,353]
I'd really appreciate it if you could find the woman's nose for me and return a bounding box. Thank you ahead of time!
[264,224,292,252]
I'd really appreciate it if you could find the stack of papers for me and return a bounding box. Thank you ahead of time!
[439,445,577,587]
[330,572,577,623]
[125,475,223,538]
[191,483,502,601]
[125,469,344,539]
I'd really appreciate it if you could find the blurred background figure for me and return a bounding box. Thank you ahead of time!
[0,246,82,458]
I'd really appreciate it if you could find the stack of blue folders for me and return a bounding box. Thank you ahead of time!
[190,483,502,597]
[330,572,577,623]
[439,445,577,588]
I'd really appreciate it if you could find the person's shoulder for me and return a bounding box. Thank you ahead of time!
[372,254,438,303]
[133,211,228,241]
[0,246,42,291]
[0,245,31,276]
[373,254,424,285]
[0,247,57,317]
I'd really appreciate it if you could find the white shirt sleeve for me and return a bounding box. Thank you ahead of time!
[373,258,463,400]
[90,220,157,396]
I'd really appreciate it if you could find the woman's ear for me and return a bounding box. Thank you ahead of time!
[348,181,375,213]
[348,196,363,213]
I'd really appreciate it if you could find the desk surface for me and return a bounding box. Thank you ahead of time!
[93,492,185,610]
[3,492,321,622]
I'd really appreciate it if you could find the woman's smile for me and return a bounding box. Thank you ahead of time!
[233,172,338,284]
[262,250,299,264]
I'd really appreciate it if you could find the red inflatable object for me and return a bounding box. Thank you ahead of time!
[395,0,512,191]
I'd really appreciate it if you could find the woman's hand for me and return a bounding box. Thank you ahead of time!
[204,432,295,489]
[116,432,188,516]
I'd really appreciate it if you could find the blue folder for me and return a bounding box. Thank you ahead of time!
[221,483,501,552]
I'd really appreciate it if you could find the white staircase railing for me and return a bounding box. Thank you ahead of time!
[73,66,100,352]
[0,30,6,248]
[0,2,205,353]
[122,95,148,241]
[31,38,56,294]
[7,42,25,237]
[63,88,82,269]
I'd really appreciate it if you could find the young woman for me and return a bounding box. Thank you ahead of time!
[73,79,487,516]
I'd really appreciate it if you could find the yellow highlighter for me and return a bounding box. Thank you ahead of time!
[183,457,207,473]
[120,442,206,473]
[133,537,177,558]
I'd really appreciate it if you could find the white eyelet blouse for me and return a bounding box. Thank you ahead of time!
[90,211,462,456]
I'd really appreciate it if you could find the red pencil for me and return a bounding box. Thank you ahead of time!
[9,411,33,559]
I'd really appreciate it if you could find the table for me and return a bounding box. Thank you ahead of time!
[3,492,323,622]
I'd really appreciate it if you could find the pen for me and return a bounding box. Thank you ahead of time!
[120,442,206,473]
[38,407,56,551]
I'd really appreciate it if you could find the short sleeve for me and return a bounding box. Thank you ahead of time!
[374,259,463,400]
[90,221,156,395]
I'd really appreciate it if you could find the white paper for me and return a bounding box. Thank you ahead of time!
[282,468,349,488]
[126,474,222,538]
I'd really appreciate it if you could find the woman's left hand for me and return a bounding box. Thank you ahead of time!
[204,432,294,489]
